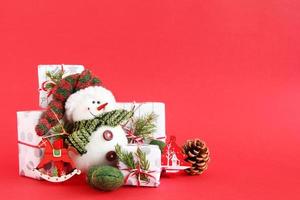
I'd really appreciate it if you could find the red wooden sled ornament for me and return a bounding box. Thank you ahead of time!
[161,136,191,173]
[34,138,81,182]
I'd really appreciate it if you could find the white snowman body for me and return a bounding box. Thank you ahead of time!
[65,86,128,172]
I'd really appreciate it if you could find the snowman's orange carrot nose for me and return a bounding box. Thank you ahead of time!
[97,102,108,111]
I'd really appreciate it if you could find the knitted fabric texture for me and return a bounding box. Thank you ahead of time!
[87,166,124,191]
[66,109,134,155]
[35,69,101,136]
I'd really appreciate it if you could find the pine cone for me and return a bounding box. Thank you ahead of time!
[182,139,210,175]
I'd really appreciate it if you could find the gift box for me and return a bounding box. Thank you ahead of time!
[38,64,84,108]
[116,144,161,187]
[117,102,166,143]
[17,111,43,180]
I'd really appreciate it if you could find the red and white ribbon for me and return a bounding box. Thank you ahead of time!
[123,127,144,144]
[122,164,157,187]
[39,65,65,97]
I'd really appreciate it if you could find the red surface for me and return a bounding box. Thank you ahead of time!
[1,0,300,199]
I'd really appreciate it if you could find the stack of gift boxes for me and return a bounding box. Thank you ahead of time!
[17,64,166,187]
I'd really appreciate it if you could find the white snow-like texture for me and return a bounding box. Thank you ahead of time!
[65,86,128,172]
[73,126,128,172]
[65,86,117,122]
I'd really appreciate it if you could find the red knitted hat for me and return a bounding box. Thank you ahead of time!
[35,69,101,136]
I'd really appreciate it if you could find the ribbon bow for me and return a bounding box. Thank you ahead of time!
[40,81,56,97]
[123,127,144,144]
[123,164,157,187]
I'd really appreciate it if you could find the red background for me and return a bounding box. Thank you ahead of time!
[1,0,299,199]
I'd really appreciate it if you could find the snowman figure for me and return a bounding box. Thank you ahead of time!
[35,69,133,172]
[65,86,130,171]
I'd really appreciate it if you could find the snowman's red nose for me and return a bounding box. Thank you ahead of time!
[97,102,108,111]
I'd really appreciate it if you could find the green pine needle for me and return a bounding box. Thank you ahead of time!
[115,144,150,181]
[115,144,136,169]
[135,148,150,171]
[131,112,157,140]
[115,145,151,182]
[45,68,64,84]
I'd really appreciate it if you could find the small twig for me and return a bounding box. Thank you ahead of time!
[42,133,68,139]
[50,109,69,135]
[132,102,144,113]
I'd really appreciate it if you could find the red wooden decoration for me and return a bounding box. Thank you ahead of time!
[35,138,80,182]
[161,136,191,173]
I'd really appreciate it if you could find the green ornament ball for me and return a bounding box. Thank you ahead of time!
[87,165,124,191]
[150,140,166,152]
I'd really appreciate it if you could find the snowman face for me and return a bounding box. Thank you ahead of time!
[65,86,117,122]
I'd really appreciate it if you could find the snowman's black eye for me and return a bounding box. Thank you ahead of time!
[92,101,95,104]
[97,101,101,104]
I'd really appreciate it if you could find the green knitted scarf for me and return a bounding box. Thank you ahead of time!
[66,109,134,155]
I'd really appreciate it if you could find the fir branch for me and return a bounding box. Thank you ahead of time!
[136,148,150,171]
[115,145,151,182]
[135,147,150,181]
[132,112,157,140]
[115,144,136,169]
[45,68,64,84]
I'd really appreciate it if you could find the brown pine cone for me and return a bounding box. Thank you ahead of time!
[182,139,210,175]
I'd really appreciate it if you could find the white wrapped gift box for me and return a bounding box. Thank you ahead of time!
[38,64,84,108]
[117,144,161,187]
[17,111,43,180]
